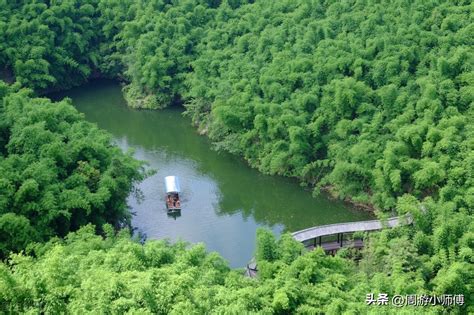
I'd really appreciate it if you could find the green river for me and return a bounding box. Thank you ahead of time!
[54,80,373,267]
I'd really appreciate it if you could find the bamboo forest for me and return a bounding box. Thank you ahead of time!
[0,0,472,313]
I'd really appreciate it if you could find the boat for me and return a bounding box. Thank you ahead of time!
[165,176,181,213]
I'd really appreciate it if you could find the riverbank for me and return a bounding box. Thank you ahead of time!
[120,88,380,215]
[51,80,374,267]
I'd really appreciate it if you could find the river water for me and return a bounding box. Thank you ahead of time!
[53,80,373,267]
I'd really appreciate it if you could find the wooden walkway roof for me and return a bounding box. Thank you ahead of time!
[245,214,414,278]
[291,214,412,242]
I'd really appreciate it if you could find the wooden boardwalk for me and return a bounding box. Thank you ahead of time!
[245,214,412,278]
[292,214,412,243]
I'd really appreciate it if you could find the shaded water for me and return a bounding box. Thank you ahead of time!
[53,80,373,267]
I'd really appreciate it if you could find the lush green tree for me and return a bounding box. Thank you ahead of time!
[0,0,472,312]
[0,1,104,91]
[0,86,144,257]
[4,226,454,314]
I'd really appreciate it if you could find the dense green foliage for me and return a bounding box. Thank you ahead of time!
[0,0,473,313]
[118,0,219,108]
[1,225,460,314]
[0,1,104,91]
[110,2,474,311]
[184,0,473,206]
[0,83,144,257]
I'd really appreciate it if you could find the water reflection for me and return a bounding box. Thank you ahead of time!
[51,80,373,267]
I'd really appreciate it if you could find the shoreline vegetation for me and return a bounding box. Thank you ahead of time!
[322,185,376,212]
[0,0,472,313]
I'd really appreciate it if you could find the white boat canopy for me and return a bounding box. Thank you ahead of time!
[165,176,181,193]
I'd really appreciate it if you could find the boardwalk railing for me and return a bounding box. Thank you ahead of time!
[291,214,413,243]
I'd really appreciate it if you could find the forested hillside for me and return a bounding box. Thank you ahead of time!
[0,81,144,257]
[0,1,103,90]
[0,0,472,313]
[2,225,457,314]
[0,227,331,313]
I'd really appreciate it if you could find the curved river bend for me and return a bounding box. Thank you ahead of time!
[53,80,373,267]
